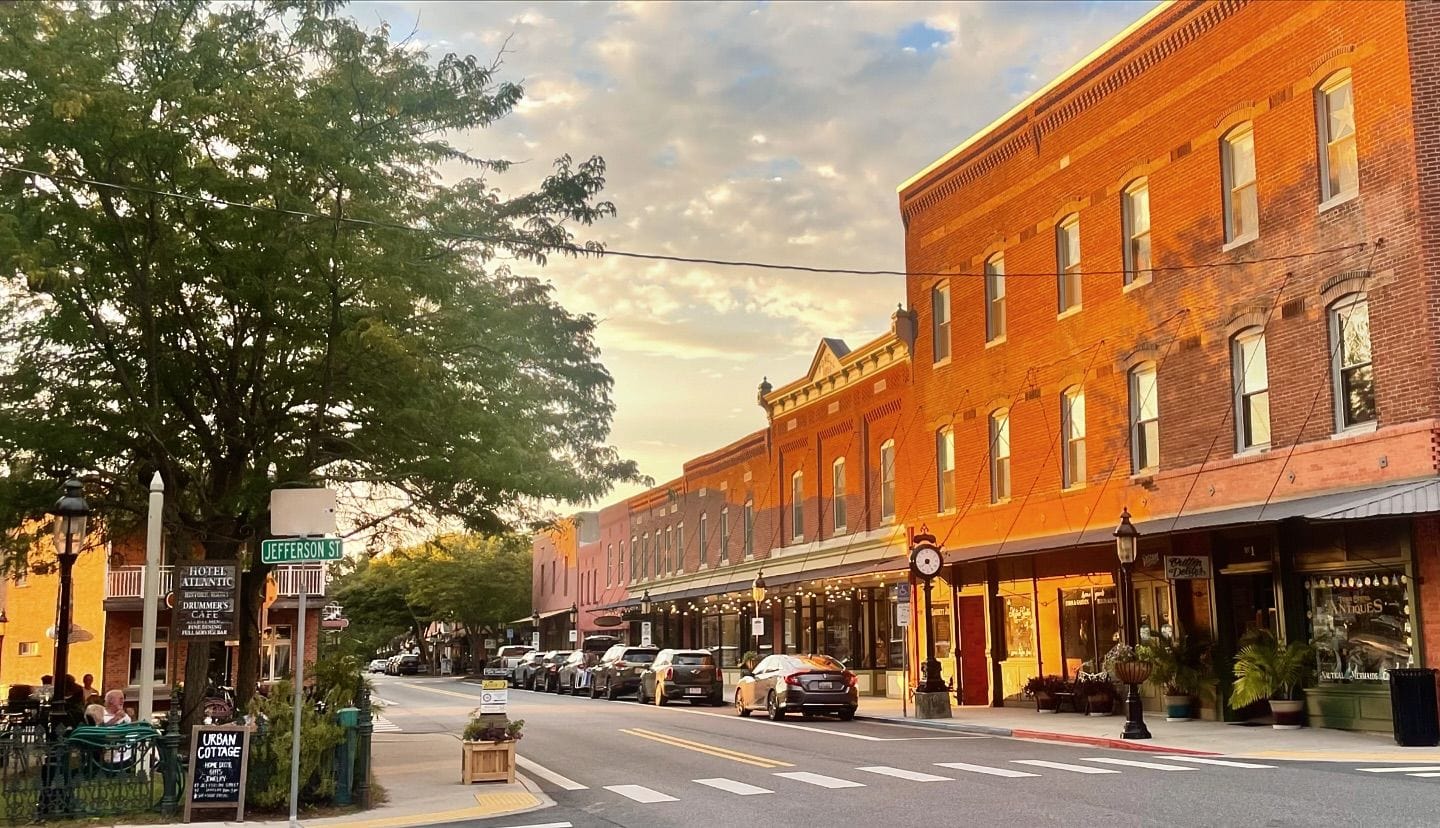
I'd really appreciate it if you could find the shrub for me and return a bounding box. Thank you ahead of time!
[462,713,525,742]
[245,681,345,809]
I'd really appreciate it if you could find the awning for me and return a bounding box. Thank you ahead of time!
[943,478,1440,565]
[505,607,572,626]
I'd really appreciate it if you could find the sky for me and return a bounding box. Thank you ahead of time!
[354,0,1159,506]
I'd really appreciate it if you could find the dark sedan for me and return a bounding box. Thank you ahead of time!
[517,651,556,690]
[734,654,857,721]
[638,649,724,706]
[589,644,659,699]
[538,650,577,693]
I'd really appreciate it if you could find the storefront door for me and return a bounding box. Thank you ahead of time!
[956,595,989,705]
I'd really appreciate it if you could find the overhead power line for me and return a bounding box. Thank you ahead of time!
[0,163,1368,280]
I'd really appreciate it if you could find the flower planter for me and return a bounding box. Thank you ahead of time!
[461,740,517,784]
[1269,699,1305,730]
[1085,694,1115,716]
[1111,660,1152,686]
[1163,694,1194,722]
[1035,693,1060,713]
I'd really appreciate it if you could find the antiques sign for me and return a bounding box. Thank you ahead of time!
[174,561,240,639]
[1164,555,1212,580]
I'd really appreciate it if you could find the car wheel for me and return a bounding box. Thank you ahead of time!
[838,707,856,722]
[636,684,647,704]
[735,689,751,717]
[655,681,668,706]
[605,682,617,701]
[766,692,785,721]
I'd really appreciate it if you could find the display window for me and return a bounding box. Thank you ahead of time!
[1307,572,1411,683]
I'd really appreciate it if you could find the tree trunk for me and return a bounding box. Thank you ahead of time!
[234,562,269,713]
[469,629,484,674]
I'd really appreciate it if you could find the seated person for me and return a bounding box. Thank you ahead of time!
[84,704,106,726]
[102,690,132,726]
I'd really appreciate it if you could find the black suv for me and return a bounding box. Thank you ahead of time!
[589,644,659,699]
[396,654,421,675]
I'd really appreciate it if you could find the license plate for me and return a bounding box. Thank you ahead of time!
[814,681,836,691]
[685,687,704,695]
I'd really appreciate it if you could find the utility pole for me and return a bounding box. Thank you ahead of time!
[139,471,164,722]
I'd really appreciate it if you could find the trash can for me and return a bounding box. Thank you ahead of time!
[1388,668,1440,747]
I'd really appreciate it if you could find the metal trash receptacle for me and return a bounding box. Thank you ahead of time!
[1389,668,1440,747]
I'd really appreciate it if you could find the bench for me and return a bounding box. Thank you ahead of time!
[65,723,160,775]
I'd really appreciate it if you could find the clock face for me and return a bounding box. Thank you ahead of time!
[912,545,943,578]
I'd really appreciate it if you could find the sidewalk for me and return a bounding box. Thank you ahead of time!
[127,731,551,828]
[855,694,1440,763]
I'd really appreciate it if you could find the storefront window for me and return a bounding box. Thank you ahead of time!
[1308,572,1412,683]
[824,599,855,666]
[720,612,741,666]
[701,613,720,653]
[1134,583,1172,642]
[1059,587,1119,676]
[1002,594,1035,659]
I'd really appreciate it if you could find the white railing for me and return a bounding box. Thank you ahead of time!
[105,564,326,599]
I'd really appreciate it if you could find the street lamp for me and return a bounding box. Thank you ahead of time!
[1114,507,1151,740]
[531,610,540,648]
[569,602,578,648]
[750,571,767,659]
[50,479,89,698]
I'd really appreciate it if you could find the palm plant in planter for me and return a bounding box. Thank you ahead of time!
[1138,634,1210,721]
[461,713,525,783]
[1227,631,1315,730]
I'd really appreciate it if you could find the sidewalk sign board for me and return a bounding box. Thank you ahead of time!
[481,668,509,715]
[174,561,240,639]
[184,723,252,823]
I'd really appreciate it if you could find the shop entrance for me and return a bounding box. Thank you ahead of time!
[1223,570,1277,641]
[956,596,989,705]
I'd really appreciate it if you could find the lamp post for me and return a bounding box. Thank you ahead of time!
[531,610,540,649]
[50,479,90,723]
[1114,507,1151,740]
[750,571,767,660]
[569,602,579,647]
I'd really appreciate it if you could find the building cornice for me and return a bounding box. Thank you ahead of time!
[761,334,908,419]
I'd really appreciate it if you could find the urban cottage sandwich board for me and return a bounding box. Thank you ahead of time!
[184,723,253,823]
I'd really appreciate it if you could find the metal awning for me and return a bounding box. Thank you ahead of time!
[943,478,1440,565]
[505,607,572,626]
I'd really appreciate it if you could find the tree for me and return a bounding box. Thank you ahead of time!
[0,1,639,731]
[329,554,432,661]
[403,533,532,670]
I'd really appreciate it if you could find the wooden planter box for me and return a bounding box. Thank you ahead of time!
[461,740,516,784]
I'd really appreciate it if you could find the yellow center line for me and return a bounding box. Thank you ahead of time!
[395,682,480,700]
[622,727,794,768]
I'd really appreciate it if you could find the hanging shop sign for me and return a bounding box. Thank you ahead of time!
[174,561,240,639]
[1164,555,1211,580]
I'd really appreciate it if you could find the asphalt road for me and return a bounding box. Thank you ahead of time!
[372,674,1440,827]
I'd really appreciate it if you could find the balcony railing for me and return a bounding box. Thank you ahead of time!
[105,564,327,600]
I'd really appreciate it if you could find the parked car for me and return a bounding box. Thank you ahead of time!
[515,651,552,690]
[395,653,421,676]
[540,650,578,693]
[494,645,535,687]
[589,644,660,700]
[638,649,723,706]
[556,650,600,694]
[385,655,402,675]
[734,654,857,721]
[581,634,621,654]
[367,658,388,673]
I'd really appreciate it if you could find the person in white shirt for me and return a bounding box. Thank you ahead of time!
[102,690,131,726]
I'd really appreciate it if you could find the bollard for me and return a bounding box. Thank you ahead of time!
[354,687,373,809]
[334,707,359,805]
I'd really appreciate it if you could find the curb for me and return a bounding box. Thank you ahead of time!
[856,714,1218,755]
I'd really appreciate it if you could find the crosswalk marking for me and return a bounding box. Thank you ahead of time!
[1357,766,1440,773]
[773,771,865,789]
[604,785,678,803]
[371,715,400,733]
[1013,760,1120,774]
[1159,756,1275,769]
[1080,757,1195,771]
[1407,772,1440,778]
[856,766,952,782]
[693,778,774,795]
[935,762,1040,778]
[516,756,588,791]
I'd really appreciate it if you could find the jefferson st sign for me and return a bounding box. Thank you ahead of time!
[260,537,344,565]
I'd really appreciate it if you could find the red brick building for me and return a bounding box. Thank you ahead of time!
[895,0,1440,729]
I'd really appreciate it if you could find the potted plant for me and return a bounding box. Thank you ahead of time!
[460,712,525,783]
[1139,634,1210,721]
[1103,643,1152,687]
[1024,675,1068,713]
[1076,675,1117,716]
[1227,630,1315,730]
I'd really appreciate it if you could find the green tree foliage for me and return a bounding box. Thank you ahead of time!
[329,553,433,660]
[0,0,639,724]
[246,680,345,810]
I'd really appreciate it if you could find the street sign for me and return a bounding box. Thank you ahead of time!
[897,602,911,627]
[174,561,240,639]
[895,583,911,602]
[531,632,540,648]
[567,629,577,643]
[640,621,653,647]
[260,537,343,564]
[751,617,765,636]
[270,488,336,537]
[480,681,508,714]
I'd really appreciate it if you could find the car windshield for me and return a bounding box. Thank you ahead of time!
[673,654,715,666]
[623,650,657,664]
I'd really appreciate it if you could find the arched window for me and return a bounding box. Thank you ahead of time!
[832,457,847,532]
[879,439,897,522]
[1317,70,1357,203]
[791,470,804,542]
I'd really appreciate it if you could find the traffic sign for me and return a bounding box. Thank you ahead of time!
[897,602,911,627]
[895,583,912,601]
[260,537,343,564]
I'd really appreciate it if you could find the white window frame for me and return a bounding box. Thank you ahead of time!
[666,525,674,574]
[1056,216,1082,313]
[936,427,955,512]
[720,508,730,564]
[629,536,637,581]
[985,254,1006,342]
[1317,70,1357,204]
[832,457,847,532]
[1130,363,1160,473]
[743,500,754,558]
[879,439,897,523]
[989,409,1011,503]
[606,543,613,587]
[1329,294,1375,431]
[791,470,804,542]
[1062,387,1086,489]
[931,281,951,363]
[1122,179,1151,285]
[18,641,39,657]
[698,513,708,568]
[619,540,627,584]
[1222,123,1258,243]
[1233,328,1271,451]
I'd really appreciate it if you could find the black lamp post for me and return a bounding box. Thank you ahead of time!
[751,571,767,658]
[50,479,89,708]
[639,590,652,646]
[569,602,579,648]
[1114,507,1151,740]
[531,610,540,648]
